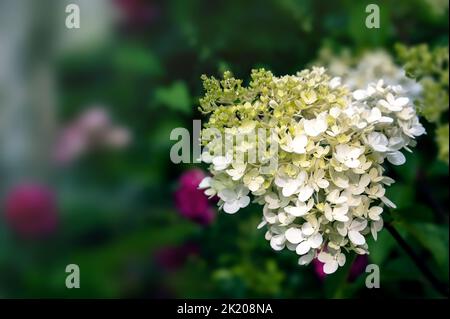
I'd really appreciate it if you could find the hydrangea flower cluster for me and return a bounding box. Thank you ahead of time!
[317,48,422,98]
[198,67,424,274]
[396,44,449,164]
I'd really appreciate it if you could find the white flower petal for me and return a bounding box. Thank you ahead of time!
[285,227,304,244]
[348,230,366,245]
[353,90,368,100]
[298,185,314,202]
[381,196,397,209]
[318,251,333,263]
[198,177,211,189]
[257,220,267,229]
[238,196,251,208]
[308,233,323,249]
[218,189,236,202]
[395,97,409,108]
[282,182,299,197]
[295,240,311,255]
[298,251,314,265]
[368,206,383,221]
[223,201,240,214]
[387,151,406,165]
[291,135,308,154]
[323,260,338,274]
[337,253,346,266]
[270,237,285,251]
[301,222,314,236]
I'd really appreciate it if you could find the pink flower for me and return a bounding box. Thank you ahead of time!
[174,169,215,225]
[77,107,111,135]
[348,255,369,282]
[3,183,59,239]
[103,127,131,148]
[114,0,160,28]
[313,257,327,280]
[52,125,87,164]
[52,106,131,165]
[154,242,199,271]
[313,255,368,281]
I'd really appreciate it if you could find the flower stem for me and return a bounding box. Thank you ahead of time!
[385,222,449,297]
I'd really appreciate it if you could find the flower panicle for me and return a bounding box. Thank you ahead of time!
[198,67,425,274]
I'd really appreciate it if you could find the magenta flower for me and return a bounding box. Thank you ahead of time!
[174,169,215,225]
[313,255,368,281]
[313,257,327,280]
[3,183,59,239]
[347,255,369,282]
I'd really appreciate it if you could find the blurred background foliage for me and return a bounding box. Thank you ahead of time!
[0,0,448,298]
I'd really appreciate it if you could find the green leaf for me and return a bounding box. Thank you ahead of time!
[113,46,163,76]
[368,229,396,265]
[390,204,435,223]
[385,184,415,210]
[153,81,192,114]
[347,1,391,48]
[22,219,198,297]
[396,221,449,280]
[324,254,355,298]
[382,255,422,282]
[392,151,420,183]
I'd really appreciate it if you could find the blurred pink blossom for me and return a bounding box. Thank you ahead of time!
[174,169,215,225]
[53,125,88,164]
[313,258,327,280]
[347,255,369,282]
[154,242,199,271]
[313,255,369,282]
[53,106,131,165]
[77,107,111,134]
[3,183,59,239]
[114,0,160,28]
[104,127,131,148]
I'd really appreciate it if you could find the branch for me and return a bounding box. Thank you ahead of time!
[385,222,449,297]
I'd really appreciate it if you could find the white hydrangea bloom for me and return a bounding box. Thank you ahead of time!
[198,67,424,274]
[218,185,251,214]
[321,50,423,99]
